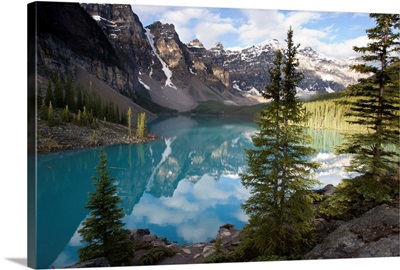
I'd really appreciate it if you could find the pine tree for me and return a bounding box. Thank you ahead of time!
[337,15,399,179]
[39,99,47,120]
[127,107,132,137]
[47,101,56,127]
[45,76,53,106]
[63,105,70,122]
[82,106,89,126]
[76,85,84,111]
[64,73,75,111]
[136,112,147,140]
[331,14,400,209]
[240,28,320,258]
[53,72,64,108]
[78,148,134,266]
[77,109,82,126]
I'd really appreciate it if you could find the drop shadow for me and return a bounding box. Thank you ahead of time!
[5,258,27,267]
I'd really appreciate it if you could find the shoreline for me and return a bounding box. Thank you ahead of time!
[36,118,160,153]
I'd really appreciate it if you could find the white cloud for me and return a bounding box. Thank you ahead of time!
[160,7,206,25]
[317,35,369,59]
[237,9,286,46]
[133,5,372,59]
[285,11,322,28]
[195,22,238,49]
[131,5,169,25]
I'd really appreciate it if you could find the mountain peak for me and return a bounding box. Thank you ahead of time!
[187,38,205,49]
[148,21,176,31]
[213,42,224,50]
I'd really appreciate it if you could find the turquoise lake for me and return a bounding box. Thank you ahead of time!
[36,115,355,268]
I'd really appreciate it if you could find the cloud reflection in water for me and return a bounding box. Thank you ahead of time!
[127,173,250,243]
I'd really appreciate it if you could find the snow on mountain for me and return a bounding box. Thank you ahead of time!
[207,39,366,96]
[138,77,151,90]
[145,28,176,89]
[82,4,368,112]
[297,46,365,91]
[223,39,281,65]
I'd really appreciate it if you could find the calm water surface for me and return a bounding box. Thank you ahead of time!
[36,116,353,268]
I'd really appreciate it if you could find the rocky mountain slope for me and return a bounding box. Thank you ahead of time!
[35,2,157,115]
[81,4,251,112]
[36,2,365,114]
[206,41,365,97]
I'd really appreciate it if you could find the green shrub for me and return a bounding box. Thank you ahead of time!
[203,252,236,263]
[132,241,154,251]
[319,174,399,220]
[136,247,177,266]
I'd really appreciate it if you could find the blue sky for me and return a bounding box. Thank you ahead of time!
[132,4,380,59]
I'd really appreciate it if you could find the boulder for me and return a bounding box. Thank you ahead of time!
[152,238,167,247]
[312,218,346,241]
[130,228,150,242]
[142,234,157,242]
[305,204,400,259]
[216,224,242,251]
[66,257,110,268]
[202,245,216,258]
[316,184,337,196]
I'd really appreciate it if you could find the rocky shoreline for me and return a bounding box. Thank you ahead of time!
[66,185,399,268]
[68,224,241,268]
[36,118,159,153]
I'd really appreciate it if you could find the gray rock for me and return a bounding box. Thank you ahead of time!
[166,243,181,250]
[66,257,110,268]
[142,234,157,242]
[322,184,337,195]
[202,245,215,258]
[181,248,191,255]
[305,204,400,259]
[193,253,203,259]
[157,252,193,265]
[130,228,150,242]
[152,238,167,247]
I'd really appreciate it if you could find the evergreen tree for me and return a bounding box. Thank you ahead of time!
[240,27,320,258]
[336,15,399,182]
[78,148,134,266]
[136,112,147,140]
[127,107,132,137]
[63,105,70,123]
[39,99,47,120]
[86,81,95,115]
[53,72,64,108]
[47,101,56,127]
[76,85,84,111]
[77,109,82,126]
[45,76,53,106]
[82,106,89,126]
[324,14,400,214]
[64,73,75,111]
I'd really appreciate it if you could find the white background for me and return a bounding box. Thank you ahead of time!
[0,0,399,269]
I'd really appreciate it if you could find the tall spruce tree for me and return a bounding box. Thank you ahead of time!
[240,27,320,258]
[78,148,134,266]
[53,72,64,108]
[127,107,132,137]
[64,73,75,111]
[136,112,147,140]
[45,76,53,106]
[336,14,399,191]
